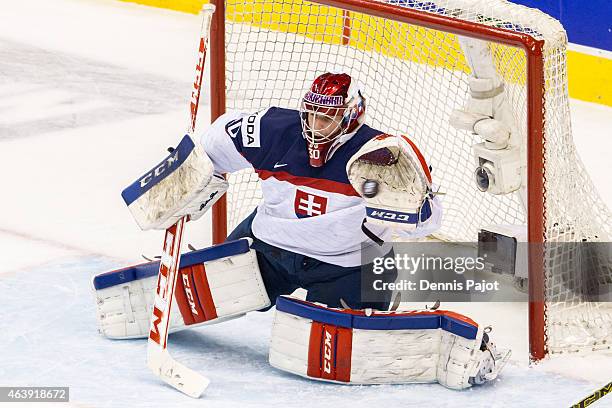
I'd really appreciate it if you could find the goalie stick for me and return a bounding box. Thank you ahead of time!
[146,4,215,398]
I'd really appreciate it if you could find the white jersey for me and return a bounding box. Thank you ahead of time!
[200,107,442,267]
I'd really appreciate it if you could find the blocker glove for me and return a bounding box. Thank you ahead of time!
[121,135,228,230]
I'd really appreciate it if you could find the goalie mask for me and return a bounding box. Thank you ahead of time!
[300,73,366,167]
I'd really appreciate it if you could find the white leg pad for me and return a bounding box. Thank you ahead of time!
[93,238,270,339]
[269,296,509,390]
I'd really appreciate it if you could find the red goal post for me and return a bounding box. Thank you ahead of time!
[206,0,610,361]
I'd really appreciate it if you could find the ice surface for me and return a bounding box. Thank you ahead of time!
[0,259,604,408]
[1,0,611,407]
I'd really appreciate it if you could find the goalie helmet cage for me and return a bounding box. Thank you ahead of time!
[207,0,612,361]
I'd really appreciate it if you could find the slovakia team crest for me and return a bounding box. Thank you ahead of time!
[294,189,328,218]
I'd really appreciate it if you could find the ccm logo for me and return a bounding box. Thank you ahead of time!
[181,273,199,316]
[323,330,333,374]
[139,152,180,188]
[370,210,412,222]
[149,306,164,345]
[190,39,206,112]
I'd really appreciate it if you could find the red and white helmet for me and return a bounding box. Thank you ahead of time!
[300,73,366,167]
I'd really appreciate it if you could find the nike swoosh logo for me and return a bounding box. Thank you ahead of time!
[273,163,288,168]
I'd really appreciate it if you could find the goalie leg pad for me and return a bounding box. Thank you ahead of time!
[173,241,271,325]
[93,238,270,339]
[269,296,509,389]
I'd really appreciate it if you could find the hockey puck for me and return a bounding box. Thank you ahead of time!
[362,179,378,198]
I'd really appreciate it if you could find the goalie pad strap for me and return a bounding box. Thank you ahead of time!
[469,81,505,100]
[193,264,217,321]
[360,219,384,246]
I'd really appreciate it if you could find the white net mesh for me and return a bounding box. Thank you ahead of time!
[218,0,612,355]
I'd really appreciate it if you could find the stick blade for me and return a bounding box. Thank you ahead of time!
[147,345,210,398]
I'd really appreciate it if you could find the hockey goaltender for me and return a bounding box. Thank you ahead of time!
[93,73,510,393]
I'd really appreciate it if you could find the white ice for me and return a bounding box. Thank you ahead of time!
[1,0,611,407]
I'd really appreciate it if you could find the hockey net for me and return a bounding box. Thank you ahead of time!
[208,0,612,359]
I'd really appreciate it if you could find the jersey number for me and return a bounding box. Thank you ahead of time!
[308,146,320,159]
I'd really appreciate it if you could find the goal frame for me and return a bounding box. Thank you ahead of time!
[208,0,548,360]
